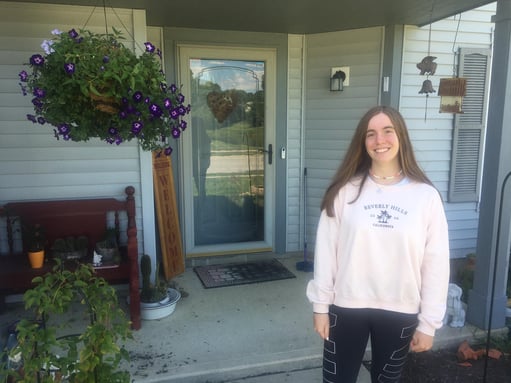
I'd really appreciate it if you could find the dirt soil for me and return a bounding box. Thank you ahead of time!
[401,345,511,383]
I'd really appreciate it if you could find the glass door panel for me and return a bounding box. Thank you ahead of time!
[179,46,275,256]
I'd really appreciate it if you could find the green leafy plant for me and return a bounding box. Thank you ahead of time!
[18,27,190,155]
[140,254,168,303]
[51,235,89,260]
[2,260,132,382]
[23,223,46,252]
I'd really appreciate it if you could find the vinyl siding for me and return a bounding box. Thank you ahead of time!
[303,27,383,250]
[400,3,495,258]
[0,1,147,253]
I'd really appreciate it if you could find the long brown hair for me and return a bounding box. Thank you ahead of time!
[320,106,434,216]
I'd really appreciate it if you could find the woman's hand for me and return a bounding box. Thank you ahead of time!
[409,330,434,352]
[313,313,330,340]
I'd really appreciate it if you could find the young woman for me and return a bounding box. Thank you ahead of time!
[306,106,450,382]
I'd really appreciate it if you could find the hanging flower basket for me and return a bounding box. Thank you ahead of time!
[18,27,191,155]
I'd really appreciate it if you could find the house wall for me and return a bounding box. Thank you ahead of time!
[0,1,148,254]
[400,3,496,258]
[300,27,383,252]
[298,3,496,259]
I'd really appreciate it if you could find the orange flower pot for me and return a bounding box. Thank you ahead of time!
[28,250,45,269]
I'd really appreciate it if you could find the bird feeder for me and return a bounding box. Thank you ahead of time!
[438,78,467,113]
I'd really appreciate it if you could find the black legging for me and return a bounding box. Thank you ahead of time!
[323,306,418,383]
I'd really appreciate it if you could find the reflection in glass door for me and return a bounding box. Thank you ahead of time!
[179,47,275,255]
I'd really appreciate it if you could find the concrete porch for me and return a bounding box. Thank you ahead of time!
[0,253,503,382]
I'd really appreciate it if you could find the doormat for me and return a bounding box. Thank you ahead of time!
[193,259,296,289]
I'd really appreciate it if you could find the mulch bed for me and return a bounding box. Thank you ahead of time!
[401,344,511,382]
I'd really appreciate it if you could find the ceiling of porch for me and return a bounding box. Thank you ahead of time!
[18,0,495,34]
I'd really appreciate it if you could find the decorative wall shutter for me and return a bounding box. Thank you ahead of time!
[448,48,491,202]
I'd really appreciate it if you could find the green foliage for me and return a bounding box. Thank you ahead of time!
[2,260,132,382]
[19,27,190,154]
[23,223,46,252]
[140,254,167,303]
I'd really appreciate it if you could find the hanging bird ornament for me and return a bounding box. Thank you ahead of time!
[417,7,437,122]
[417,56,437,75]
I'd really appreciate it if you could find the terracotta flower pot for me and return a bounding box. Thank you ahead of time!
[28,250,45,268]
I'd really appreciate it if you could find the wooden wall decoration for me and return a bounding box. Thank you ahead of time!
[152,153,185,280]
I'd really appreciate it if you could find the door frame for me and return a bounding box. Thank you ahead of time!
[177,44,277,257]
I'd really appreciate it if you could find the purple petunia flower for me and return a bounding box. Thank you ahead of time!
[177,93,185,103]
[121,97,129,105]
[103,55,110,63]
[149,103,163,118]
[144,97,150,104]
[144,42,156,53]
[58,124,70,134]
[64,62,75,74]
[119,111,128,119]
[62,134,71,141]
[37,116,46,125]
[169,84,177,93]
[30,54,45,66]
[68,29,79,39]
[32,98,44,109]
[171,127,181,139]
[108,127,118,135]
[132,91,143,103]
[180,120,187,130]
[163,98,172,109]
[178,106,187,116]
[156,49,162,59]
[114,136,123,145]
[164,146,173,156]
[19,70,28,82]
[27,114,37,123]
[41,39,55,55]
[170,108,179,120]
[33,87,45,98]
[131,121,143,135]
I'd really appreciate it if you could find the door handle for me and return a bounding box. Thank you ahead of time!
[259,144,273,165]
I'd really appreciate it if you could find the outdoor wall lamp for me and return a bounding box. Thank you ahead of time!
[330,67,350,92]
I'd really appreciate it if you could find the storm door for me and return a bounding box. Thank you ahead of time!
[178,46,276,256]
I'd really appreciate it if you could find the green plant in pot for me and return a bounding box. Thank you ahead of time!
[139,254,181,320]
[23,223,46,268]
[18,27,191,155]
[95,227,120,263]
[51,235,89,260]
[1,260,132,382]
[140,254,168,304]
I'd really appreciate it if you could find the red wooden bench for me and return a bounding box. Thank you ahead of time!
[0,186,141,330]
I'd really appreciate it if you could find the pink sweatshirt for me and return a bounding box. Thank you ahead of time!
[306,176,450,336]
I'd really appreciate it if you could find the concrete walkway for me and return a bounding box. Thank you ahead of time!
[0,252,496,383]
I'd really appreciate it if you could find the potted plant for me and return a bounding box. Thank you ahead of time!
[95,227,120,263]
[51,235,88,260]
[139,254,180,320]
[18,27,191,155]
[23,223,46,268]
[1,260,132,382]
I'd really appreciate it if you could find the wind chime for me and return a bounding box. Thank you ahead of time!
[417,4,437,121]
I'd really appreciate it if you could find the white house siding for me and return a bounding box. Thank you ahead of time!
[400,3,496,258]
[286,34,305,252]
[303,28,383,251]
[0,1,149,254]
